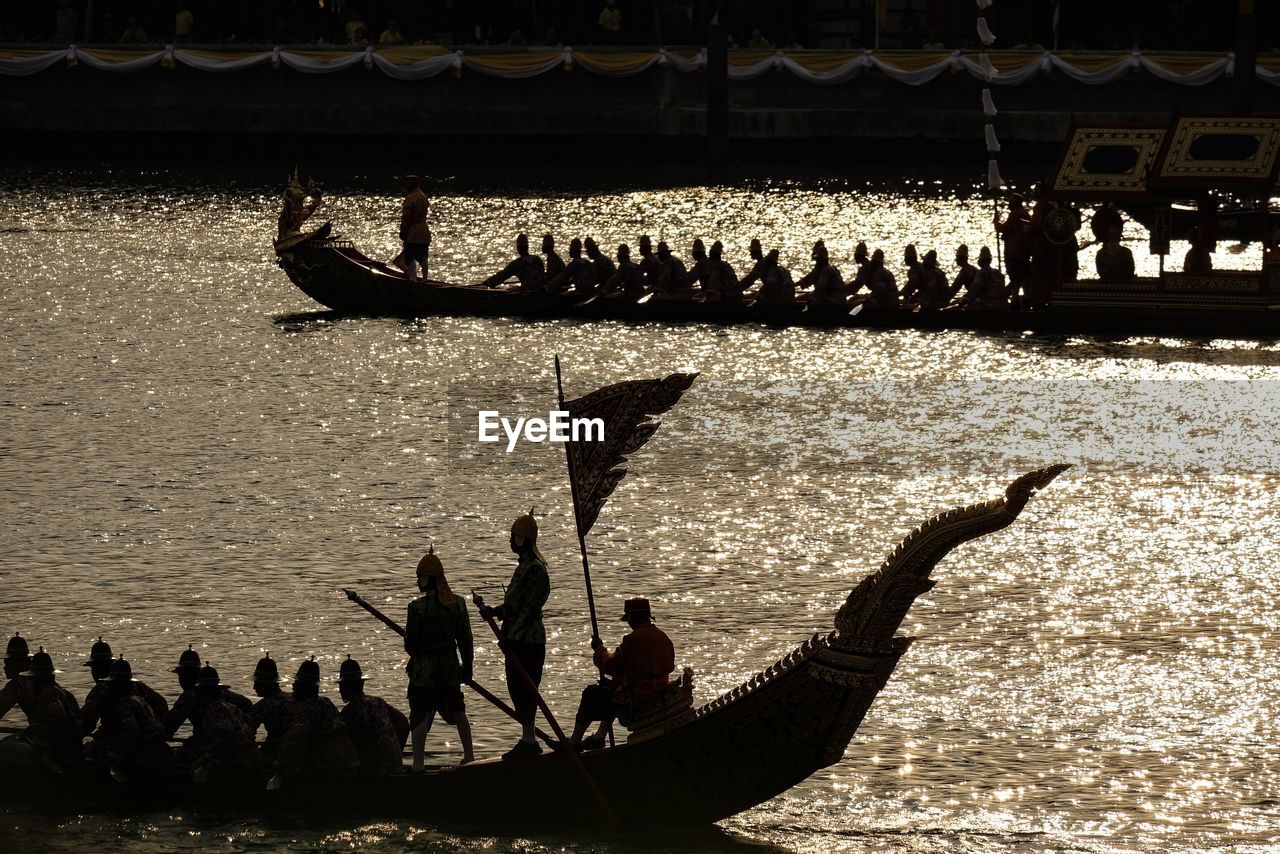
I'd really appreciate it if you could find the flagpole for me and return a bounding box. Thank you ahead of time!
[554,354,602,643]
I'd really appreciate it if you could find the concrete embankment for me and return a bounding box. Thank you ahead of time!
[3,57,1275,162]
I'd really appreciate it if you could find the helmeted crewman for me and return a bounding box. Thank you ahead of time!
[276,658,359,776]
[406,546,475,770]
[81,636,168,736]
[187,664,263,782]
[479,509,550,760]
[338,656,411,775]
[246,653,293,759]
[85,656,173,778]
[0,647,82,770]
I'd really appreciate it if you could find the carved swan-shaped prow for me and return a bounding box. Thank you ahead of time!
[833,464,1070,649]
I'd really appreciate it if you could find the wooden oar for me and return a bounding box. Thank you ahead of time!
[341,588,554,745]
[473,591,616,824]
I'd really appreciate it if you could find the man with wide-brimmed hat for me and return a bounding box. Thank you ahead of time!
[246,653,292,760]
[337,655,411,774]
[164,644,252,740]
[0,647,82,771]
[185,664,263,782]
[478,509,550,760]
[81,637,168,736]
[568,597,675,751]
[275,657,359,777]
[85,656,173,777]
[406,546,475,771]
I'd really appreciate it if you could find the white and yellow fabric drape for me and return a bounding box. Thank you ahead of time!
[0,45,1275,87]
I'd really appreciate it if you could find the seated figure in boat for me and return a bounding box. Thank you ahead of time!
[164,644,252,741]
[406,548,476,770]
[739,238,765,291]
[585,238,615,292]
[752,249,795,304]
[958,247,1009,310]
[702,241,743,303]
[246,654,292,761]
[1095,225,1135,283]
[481,234,546,292]
[796,241,847,307]
[542,234,566,283]
[0,646,81,772]
[910,250,952,311]
[636,235,661,291]
[1183,227,1213,276]
[81,636,168,738]
[546,238,597,296]
[683,239,710,295]
[601,244,646,299]
[568,597,675,751]
[899,244,925,304]
[652,241,692,300]
[184,665,264,782]
[275,658,360,776]
[855,249,900,309]
[949,244,976,302]
[847,241,871,296]
[337,656,411,775]
[84,656,173,778]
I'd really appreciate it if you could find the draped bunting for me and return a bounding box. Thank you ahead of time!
[0,45,1274,87]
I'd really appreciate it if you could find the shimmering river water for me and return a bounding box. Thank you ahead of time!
[1,167,1279,853]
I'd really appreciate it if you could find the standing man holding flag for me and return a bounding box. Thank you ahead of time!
[479,510,550,760]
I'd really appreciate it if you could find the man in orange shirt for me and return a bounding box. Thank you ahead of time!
[568,597,674,751]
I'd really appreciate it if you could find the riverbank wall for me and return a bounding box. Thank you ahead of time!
[4,48,1277,164]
